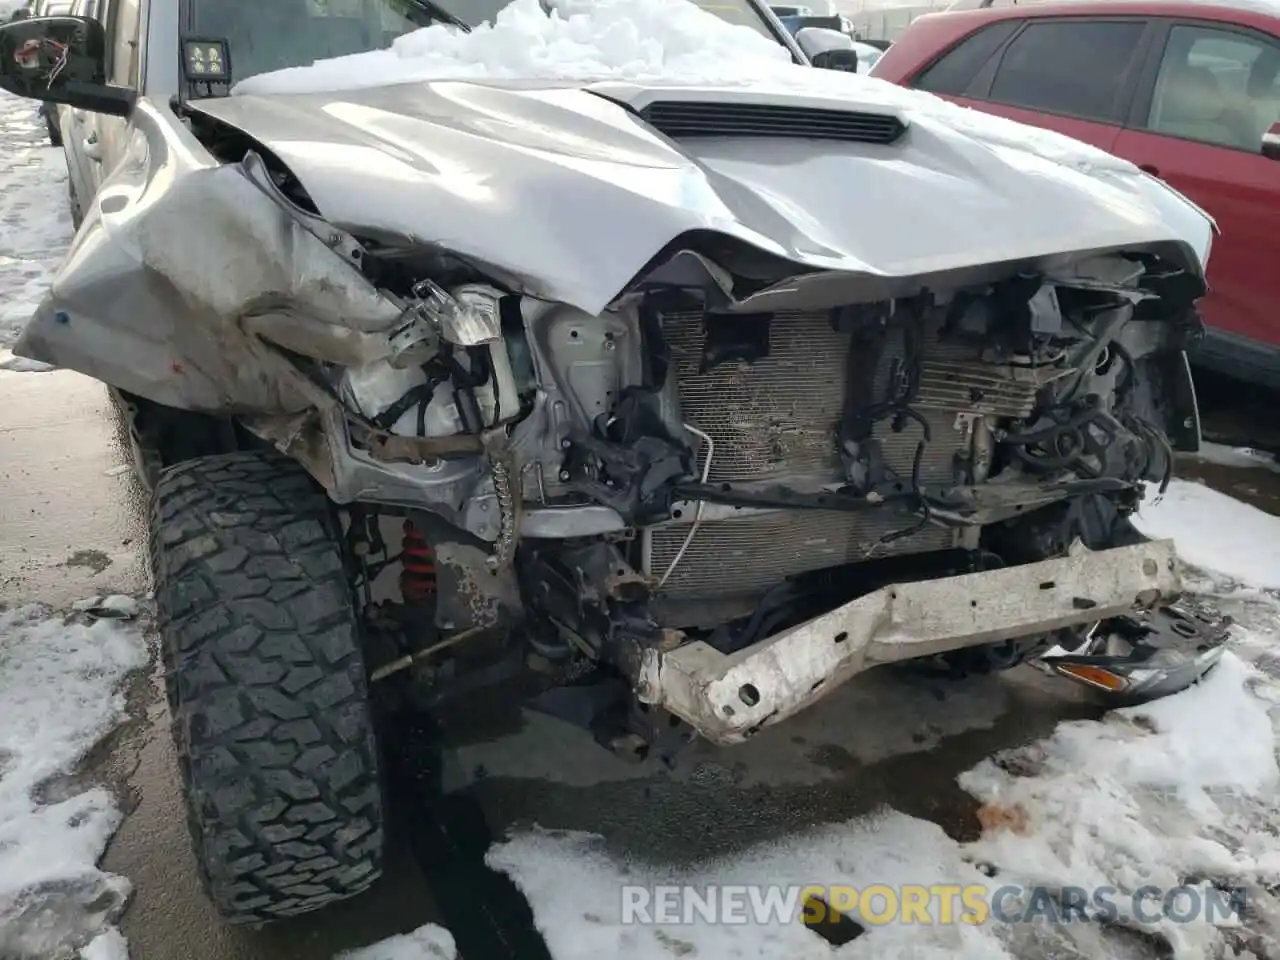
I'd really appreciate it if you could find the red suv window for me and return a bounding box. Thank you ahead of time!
[1141,23,1280,152]
[986,20,1148,121]
[915,20,1020,95]
[912,18,1152,125]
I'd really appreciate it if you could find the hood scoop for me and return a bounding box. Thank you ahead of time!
[638,100,906,145]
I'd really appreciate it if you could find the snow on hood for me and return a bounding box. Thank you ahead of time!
[224,0,1125,181]
[229,0,1214,266]
[227,0,1121,184]
[231,0,803,94]
[229,0,1120,182]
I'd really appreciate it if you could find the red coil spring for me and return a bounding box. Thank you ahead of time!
[399,519,437,604]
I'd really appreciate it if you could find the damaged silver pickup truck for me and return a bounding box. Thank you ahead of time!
[0,0,1226,929]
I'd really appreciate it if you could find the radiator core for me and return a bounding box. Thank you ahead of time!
[649,310,1003,599]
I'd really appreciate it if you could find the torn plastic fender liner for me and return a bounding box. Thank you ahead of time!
[15,156,404,414]
[636,538,1182,745]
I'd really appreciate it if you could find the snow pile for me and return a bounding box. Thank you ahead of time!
[79,928,130,960]
[0,92,72,367]
[489,814,1014,959]
[960,651,1280,959]
[957,483,1280,957]
[485,650,1280,960]
[236,0,793,93]
[0,605,148,959]
[935,482,1280,958]
[1134,479,1280,590]
[336,924,457,960]
[230,0,1099,171]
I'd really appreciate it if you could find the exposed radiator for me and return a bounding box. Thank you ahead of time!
[647,510,955,600]
[651,309,1016,599]
[917,357,1042,419]
[663,310,1037,484]
[665,311,849,483]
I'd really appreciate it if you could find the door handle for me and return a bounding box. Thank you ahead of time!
[1139,163,1160,177]
[83,133,102,162]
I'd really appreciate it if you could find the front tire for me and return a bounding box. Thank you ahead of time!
[150,451,384,924]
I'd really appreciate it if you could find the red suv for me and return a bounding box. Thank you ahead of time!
[872,0,1280,389]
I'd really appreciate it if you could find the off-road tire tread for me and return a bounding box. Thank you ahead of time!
[150,451,383,924]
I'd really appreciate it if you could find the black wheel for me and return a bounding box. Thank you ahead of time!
[45,109,62,147]
[150,451,384,924]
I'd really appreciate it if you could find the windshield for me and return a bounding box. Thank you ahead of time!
[190,0,780,85]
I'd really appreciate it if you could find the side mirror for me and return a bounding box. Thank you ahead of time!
[0,15,133,116]
[814,48,865,72]
[1264,121,1280,161]
[795,26,859,72]
[812,48,859,72]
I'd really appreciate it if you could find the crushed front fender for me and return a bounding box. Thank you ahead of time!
[13,102,403,413]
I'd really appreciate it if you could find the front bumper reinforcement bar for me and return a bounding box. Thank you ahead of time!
[635,538,1182,744]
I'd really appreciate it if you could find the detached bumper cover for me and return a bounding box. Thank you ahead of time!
[637,538,1181,744]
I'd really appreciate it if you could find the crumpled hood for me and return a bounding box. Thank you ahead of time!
[190,77,1213,314]
[189,78,1208,316]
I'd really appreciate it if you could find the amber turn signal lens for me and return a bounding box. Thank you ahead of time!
[1053,663,1129,692]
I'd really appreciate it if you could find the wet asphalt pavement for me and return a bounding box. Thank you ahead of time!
[1,355,1279,960]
